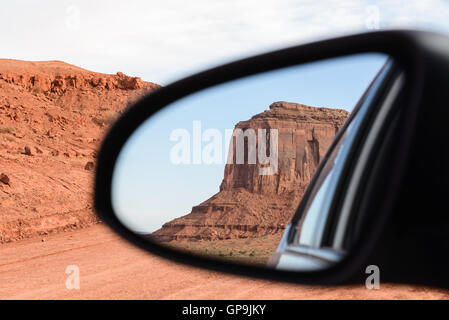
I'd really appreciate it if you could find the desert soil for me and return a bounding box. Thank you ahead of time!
[164,233,284,266]
[1,223,448,300]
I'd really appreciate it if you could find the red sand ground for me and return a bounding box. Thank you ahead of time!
[1,223,448,300]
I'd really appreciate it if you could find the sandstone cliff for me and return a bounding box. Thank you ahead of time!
[0,59,160,242]
[151,101,349,242]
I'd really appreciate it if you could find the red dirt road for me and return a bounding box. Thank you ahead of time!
[0,224,448,300]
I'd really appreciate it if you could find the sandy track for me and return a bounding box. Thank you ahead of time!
[0,224,448,300]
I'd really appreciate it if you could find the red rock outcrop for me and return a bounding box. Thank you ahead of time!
[0,60,158,94]
[151,101,348,242]
[0,59,160,242]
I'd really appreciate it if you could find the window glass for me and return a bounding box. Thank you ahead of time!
[293,61,392,249]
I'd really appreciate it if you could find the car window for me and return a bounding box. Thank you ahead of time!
[292,61,392,250]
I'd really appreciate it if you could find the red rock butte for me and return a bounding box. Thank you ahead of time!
[151,101,349,242]
[0,59,160,242]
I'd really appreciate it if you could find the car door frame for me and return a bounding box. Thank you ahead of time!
[269,60,405,271]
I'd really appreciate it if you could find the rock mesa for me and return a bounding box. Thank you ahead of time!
[151,101,349,242]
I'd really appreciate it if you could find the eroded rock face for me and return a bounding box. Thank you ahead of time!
[0,59,160,243]
[0,60,159,94]
[151,101,349,242]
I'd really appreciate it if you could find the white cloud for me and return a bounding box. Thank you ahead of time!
[1,0,449,84]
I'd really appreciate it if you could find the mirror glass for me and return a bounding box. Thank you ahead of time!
[111,53,389,270]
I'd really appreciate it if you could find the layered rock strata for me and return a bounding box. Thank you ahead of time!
[151,101,349,241]
[0,59,160,242]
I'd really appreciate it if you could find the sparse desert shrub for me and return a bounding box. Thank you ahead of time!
[0,125,15,134]
[5,135,15,142]
[32,85,43,94]
[104,110,118,125]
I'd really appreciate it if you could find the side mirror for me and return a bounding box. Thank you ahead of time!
[94,30,449,287]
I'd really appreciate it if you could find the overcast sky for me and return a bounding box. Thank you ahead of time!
[2,0,449,84]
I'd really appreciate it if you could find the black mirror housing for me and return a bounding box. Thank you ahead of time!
[94,30,449,288]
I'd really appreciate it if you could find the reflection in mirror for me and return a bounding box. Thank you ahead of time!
[111,53,388,270]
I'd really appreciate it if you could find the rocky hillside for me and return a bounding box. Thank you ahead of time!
[151,101,349,242]
[0,59,160,242]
